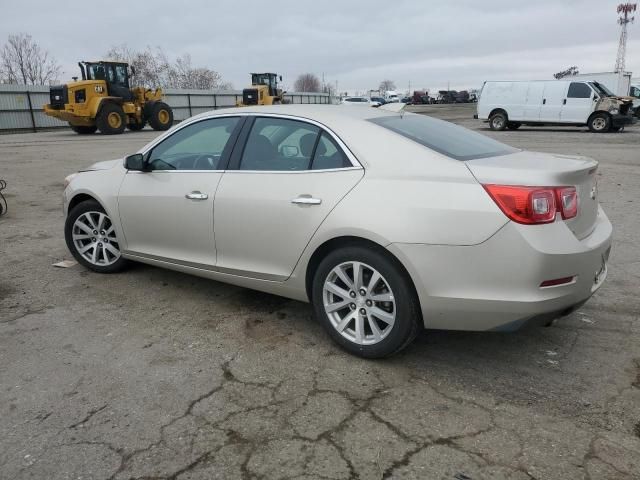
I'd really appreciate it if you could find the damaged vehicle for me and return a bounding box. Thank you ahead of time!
[476,80,636,132]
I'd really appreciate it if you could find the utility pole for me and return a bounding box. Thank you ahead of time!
[615,2,636,92]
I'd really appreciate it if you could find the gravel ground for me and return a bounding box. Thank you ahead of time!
[1,104,639,480]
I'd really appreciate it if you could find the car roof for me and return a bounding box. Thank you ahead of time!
[191,104,396,127]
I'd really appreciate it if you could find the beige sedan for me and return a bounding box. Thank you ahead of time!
[63,105,612,357]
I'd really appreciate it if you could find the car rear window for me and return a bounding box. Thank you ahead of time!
[368,114,518,161]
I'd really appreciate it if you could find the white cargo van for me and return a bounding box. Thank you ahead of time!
[476,80,636,132]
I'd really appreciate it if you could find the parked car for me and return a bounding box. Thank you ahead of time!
[63,105,612,358]
[370,96,386,106]
[384,90,399,103]
[437,90,457,104]
[341,96,379,107]
[411,91,430,104]
[477,80,636,132]
[455,90,470,103]
[400,97,411,104]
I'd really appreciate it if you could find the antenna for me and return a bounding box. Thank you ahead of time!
[615,3,636,73]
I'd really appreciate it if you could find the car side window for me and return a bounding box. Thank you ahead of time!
[240,117,320,171]
[147,117,240,171]
[567,82,592,99]
[311,132,351,170]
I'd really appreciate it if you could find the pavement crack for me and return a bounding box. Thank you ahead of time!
[68,403,108,429]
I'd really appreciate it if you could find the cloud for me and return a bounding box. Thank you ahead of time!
[1,0,638,92]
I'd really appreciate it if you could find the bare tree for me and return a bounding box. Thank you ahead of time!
[0,33,61,85]
[105,45,230,90]
[294,73,321,92]
[168,54,224,89]
[379,79,396,92]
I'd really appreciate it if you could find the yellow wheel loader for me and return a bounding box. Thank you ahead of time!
[237,73,285,106]
[44,61,173,135]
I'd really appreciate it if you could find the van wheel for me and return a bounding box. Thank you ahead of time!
[489,112,508,131]
[97,103,126,135]
[588,113,611,133]
[311,246,422,358]
[506,122,521,130]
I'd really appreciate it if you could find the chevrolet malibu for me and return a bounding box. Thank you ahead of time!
[63,105,612,358]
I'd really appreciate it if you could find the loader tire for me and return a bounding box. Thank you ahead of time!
[148,102,173,131]
[96,103,126,135]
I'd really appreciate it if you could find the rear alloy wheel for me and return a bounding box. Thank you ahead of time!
[489,112,508,131]
[70,125,97,134]
[312,246,421,358]
[588,113,611,133]
[65,200,128,273]
[148,102,173,131]
[96,103,126,135]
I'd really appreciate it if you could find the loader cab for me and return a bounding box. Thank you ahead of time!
[80,61,133,100]
[251,72,280,97]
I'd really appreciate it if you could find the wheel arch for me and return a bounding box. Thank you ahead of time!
[67,192,106,217]
[489,108,508,119]
[588,110,612,121]
[304,235,421,316]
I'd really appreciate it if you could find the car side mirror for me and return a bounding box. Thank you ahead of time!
[124,153,145,171]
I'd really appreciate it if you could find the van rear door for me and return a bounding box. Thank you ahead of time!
[539,81,567,122]
[523,82,544,121]
[562,82,595,123]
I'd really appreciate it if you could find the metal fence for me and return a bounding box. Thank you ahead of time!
[0,84,333,132]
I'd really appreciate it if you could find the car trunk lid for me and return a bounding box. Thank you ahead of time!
[465,151,599,239]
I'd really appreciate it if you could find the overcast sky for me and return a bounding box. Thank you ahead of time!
[1,0,638,93]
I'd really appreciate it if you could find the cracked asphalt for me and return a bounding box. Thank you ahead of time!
[1,104,639,480]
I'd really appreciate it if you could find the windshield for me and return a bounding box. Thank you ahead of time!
[590,82,615,97]
[368,114,519,161]
[85,63,107,81]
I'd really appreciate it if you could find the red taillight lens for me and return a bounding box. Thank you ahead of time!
[483,185,557,224]
[556,187,578,219]
[483,184,579,225]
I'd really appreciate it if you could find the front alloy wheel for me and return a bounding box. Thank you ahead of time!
[72,212,121,267]
[65,200,128,273]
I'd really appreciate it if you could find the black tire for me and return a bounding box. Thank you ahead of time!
[588,112,611,133]
[489,111,508,131]
[127,119,146,131]
[70,125,97,134]
[65,200,128,274]
[609,125,622,132]
[506,122,521,130]
[96,103,126,135]
[148,102,173,131]
[311,245,422,358]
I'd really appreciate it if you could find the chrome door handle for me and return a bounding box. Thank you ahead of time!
[291,196,322,205]
[185,191,208,200]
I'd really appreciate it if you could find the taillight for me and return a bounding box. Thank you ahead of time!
[555,187,577,219]
[483,184,578,225]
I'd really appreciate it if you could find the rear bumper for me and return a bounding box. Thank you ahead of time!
[611,113,636,127]
[388,206,612,331]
